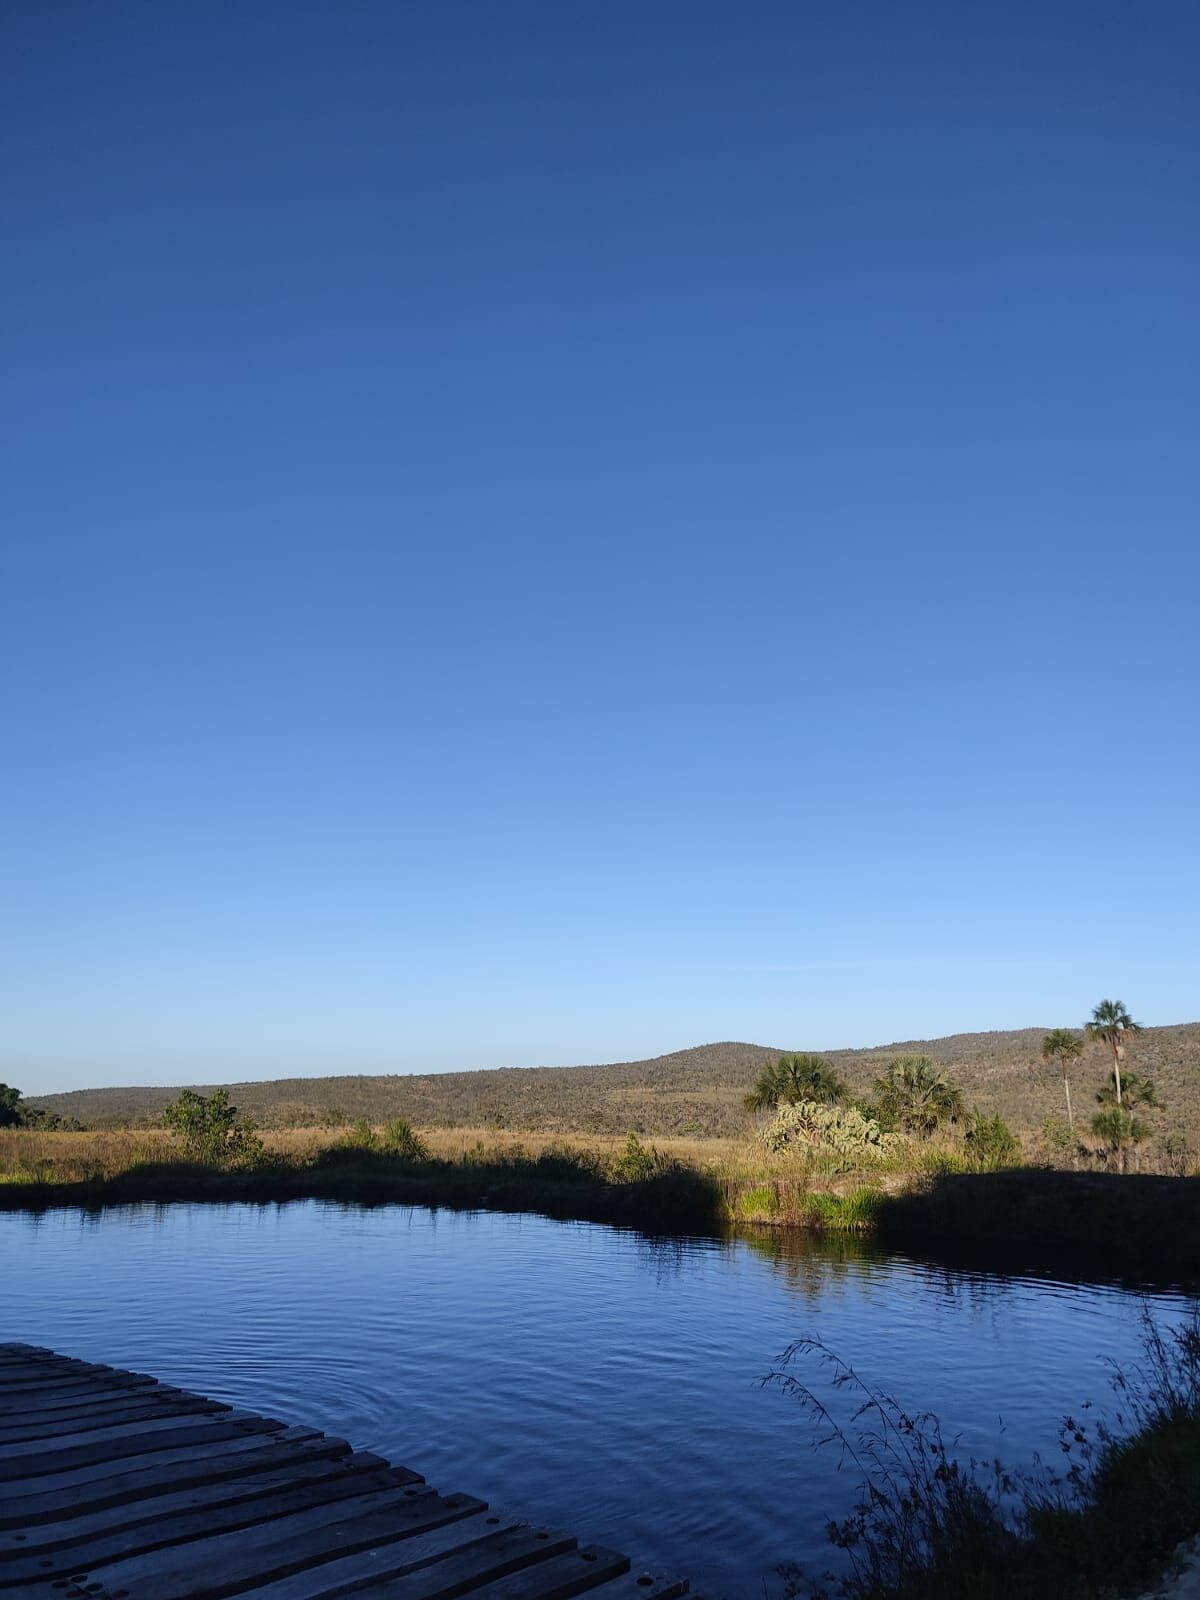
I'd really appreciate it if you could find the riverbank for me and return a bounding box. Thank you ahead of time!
[3,1126,1198,1283]
[777,1309,1200,1600]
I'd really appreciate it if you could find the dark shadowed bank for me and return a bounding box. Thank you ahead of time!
[2,1150,1198,1287]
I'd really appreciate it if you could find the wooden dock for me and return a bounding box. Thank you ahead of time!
[0,1344,696,1600]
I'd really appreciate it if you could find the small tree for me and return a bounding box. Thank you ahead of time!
[744,1054,847,1113]
[612,1132,657,1181]
[963,1113,1019,1171]
[1096,1072,1161,1113]
[162,1088,262,1168]
[873,1057,963,1138]
[1091,1106,1149,1173]
[1086,999,1142,1107]
[1041,1029,1084,1133]
[0,1084,23,1129]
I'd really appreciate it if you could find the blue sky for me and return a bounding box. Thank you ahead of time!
[3,2,1197,1093]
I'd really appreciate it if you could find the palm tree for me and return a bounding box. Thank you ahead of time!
[1096,1072,1160,1113]
[1041,1029,1084,1132]
[873,1056,963,1138]
[1085,999,1142,1106]
[744,1053,847,1113]
[1091,1106,1149,1173]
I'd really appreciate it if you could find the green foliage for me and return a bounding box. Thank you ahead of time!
[745,1054,848,1113]
[873,1057,964,1138]
[736,1183,778,1219]
[342,1117,376,1150]
[1086,998,1143,1107]
[963,1113,1019,1171]
[1040,1114,1074,1154]
[1085,998,1142,1053]
[612,1131,657,1181]
[162,1088,263,1168]
[379,1117,429,1160]
[779,1310,1200,1600]
[762,1101,896,1161]
[1161,1131,1193,1177]
[1096,1071,1161,1112]
[0,1085,23,1129]
[1040,1029,1083,1065]
[1091,1106,1150,1171]
[806,1187,884,1230]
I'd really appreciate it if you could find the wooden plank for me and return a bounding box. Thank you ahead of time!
[574,1572,689,1600]
[0,1394,225,1445]
[0,1355,137,1381]
[0,1449,397,1558]
[0,1405,271,1461]
[0,1351,82,1372]
[221,1509,535,1600]
[426,1544,632,1600]
[345,1524,582,1600]
[0,1428,345,1526]
[0,1349,686,1600]
[0,1384,212,1429]
[62,1487,485,1600]
[0,1410,287,1482]
[0,1458,409,1587]
[0,1372,156,1405]
[0,1369,162,1408]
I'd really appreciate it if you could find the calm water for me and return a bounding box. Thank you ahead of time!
[3,1202,1194,1596]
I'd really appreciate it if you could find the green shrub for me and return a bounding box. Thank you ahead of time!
[343,1117,376,1150]
[379,1117,429,1160]
[162,1088,263,1168]
[964,1113,1020,1171]
[612,1132,658,1182]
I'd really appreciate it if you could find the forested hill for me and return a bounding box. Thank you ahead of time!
[26,1024,1200,1139]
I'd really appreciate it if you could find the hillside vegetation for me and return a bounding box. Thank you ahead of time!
[26,1023,1200,1142]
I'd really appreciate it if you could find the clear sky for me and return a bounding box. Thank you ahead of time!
[2,2,1197,1094]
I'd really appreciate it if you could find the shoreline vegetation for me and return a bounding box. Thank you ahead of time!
[4,1007,1198,1283]
[774,1309,1200,1600]
[2,1120,1198,1286]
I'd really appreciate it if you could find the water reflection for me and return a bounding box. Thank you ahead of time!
[3,1201,1194,1600]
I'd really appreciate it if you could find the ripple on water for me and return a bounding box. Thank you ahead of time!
[3,1201,1194,1600]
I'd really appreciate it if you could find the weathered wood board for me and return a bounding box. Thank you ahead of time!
[0,1344,701,1600]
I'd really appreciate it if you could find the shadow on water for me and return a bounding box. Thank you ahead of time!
[872,1166,1200,1292]
[4,1153,1198,1291]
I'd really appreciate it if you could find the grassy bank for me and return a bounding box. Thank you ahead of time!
[3,1125,1198,1283]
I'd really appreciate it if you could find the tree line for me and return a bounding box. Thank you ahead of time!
[747,998,1164,1172]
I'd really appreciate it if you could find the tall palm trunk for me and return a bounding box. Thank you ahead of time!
[1112,1043,1123,1106]
[1062,1068,1073,1133]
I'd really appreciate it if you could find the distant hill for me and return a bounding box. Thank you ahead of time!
[26,1025,1200,1140]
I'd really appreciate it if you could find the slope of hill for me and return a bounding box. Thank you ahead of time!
[25,1024,1200,1140]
